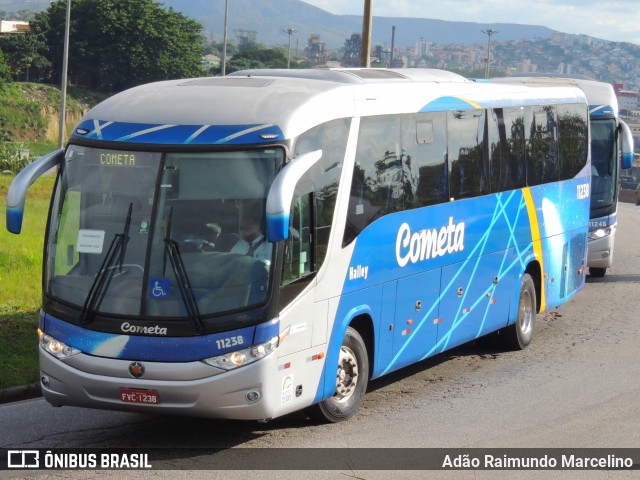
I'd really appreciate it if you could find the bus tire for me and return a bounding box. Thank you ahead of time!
[499,273,536,350]
[589,267,606,278]
[308,327,369,423]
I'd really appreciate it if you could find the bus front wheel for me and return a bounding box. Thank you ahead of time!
[308,327,369,423]
[499,273,536,350]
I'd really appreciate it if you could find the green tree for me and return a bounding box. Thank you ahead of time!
[220,48,304,74]
[14,9,38,21]
[0,34,49,81]
[204,39,239,58]
[32,0,205,93]
[0,51,11,82]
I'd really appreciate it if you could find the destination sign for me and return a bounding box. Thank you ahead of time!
[100,153,136,166]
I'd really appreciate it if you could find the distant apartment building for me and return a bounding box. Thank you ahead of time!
[415,38,429,57]
[614,83,640,112]
[517,59,538,73]
[0,20,29,35]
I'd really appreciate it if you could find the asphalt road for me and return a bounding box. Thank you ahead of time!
[1,203,639,480]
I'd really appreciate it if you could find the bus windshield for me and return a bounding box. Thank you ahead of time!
[590,119,618,211]
[45,145,284,322]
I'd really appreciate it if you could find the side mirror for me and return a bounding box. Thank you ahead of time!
[6,149,64,234]
[265,150,322,242]
[619,120,634,170]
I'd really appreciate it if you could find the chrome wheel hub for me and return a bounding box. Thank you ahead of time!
[334,345,359,402]
[519,289,533,336]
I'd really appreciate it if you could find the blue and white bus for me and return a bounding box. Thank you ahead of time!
[7,69,591,422]
[492,76,634,277]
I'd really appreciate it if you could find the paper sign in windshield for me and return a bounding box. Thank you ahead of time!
[77,229,106,254]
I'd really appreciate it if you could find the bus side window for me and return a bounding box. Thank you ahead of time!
[281,193,313,286]
[405,112,448,207]
[489,107,526,192]
[293,118,348,268]
[448,109,488,200]
[526,105,559,185]
[557,103,588,180]
[344,115,403,246]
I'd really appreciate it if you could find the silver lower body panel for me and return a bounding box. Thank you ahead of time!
[39,346,282,420]
[587,234,615,269]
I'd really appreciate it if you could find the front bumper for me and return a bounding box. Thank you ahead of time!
[39,345,281,420]
[586,233,615,269]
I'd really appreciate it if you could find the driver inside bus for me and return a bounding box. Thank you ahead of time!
[230,213,272,264]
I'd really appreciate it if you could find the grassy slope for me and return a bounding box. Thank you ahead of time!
[0,82,104,389]
[0,81,106,143]
[0,175,55,388]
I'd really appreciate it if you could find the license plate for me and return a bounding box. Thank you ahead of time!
[119,388,160,405]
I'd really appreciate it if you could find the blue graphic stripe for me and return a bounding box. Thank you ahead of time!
[445,194,515,347]
[42,314,279,362]
[380,190,539,374]
[421,96,481,112]
[439,199,501,351]
[381,190,521,374]
[72,120,285,145]
[184,125,211,144]
[425,251,530,360]
[588,104,615,117]
[475,193,526,337]
[438,192,520,352]
[316,176,588,402]
[433,193,532,354]
[213,124,276,144]
[116,124,175,142]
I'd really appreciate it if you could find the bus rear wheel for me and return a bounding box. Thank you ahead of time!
[308,327,369,423]
[498,273,536,350]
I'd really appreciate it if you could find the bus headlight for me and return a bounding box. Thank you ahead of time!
[38,329,81,359]
[588,226,613,241]
[203,336,278,370]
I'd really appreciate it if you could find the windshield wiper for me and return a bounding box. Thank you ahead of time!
[79,203,133,325]
[163,207,205,332]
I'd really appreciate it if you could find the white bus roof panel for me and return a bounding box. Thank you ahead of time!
[74,69,588,145]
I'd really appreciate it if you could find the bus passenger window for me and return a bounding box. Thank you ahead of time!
[344,115,404,246]
[557,103,588,180]
[489,107,526,192]
[448,109,488,199]
[526,105,559,185]
[281,194,313,285]
[404,112,448,207]
[294,118,349,269]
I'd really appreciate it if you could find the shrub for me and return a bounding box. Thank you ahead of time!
[0,142,31,174]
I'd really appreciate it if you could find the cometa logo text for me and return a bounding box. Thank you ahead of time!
[395,217,465,267]
[121,322,168,335]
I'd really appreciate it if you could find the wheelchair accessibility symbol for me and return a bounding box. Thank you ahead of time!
[149,279,170,299]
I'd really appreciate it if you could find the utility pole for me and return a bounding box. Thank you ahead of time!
[283,28,298,69]
[481,28,498,78]
[58,0,71,148]
[390,25,396,67]
[360,0,372,68]
[221,0,229,76]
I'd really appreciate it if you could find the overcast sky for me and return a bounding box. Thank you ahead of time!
[302,0,640,45]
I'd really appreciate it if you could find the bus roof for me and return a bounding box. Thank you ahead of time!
[490,75,618,117]
[72,69,588,146]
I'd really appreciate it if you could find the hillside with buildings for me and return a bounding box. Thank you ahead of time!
[404,33,640,91]
[3,0,640,119]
